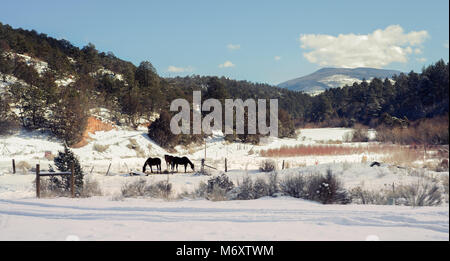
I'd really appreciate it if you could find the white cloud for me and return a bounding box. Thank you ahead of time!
[445,40,449,49]
[227,44,241,51]
[167,65,194,73]
[416,57,427,62]
[274,56,281,61]
[299,25,429,68]
[219,61,235,68]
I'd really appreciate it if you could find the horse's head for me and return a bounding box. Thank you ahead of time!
[190,162,195,171]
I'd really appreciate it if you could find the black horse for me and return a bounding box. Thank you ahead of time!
[164,154,174,171]
[143,157,161,174]
[171,156,195,173]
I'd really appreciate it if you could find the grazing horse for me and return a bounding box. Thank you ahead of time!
[143,157,161,174]
[164,154,174,171]
[171,156,195,173]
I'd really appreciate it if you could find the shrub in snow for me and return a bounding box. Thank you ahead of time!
[148,180,172,199]
[121,178,172,199]
[259,159,276,172]
[232,176,274,200]
[312,169,351,204]
[192,181,208,198]
[16,161,31,174]
[236,176,255,200]
[80,177,102,198]
[350,186,387,205]
[442,176,449,203]
[397,181,442,206]
[267,172,279,195]
[196,174,235,201]
[93,143,109,152]
[209,184,229,201]
[207,174,234,193]
[194,168,213,176]
[110,194,125,201]
[350,178,443,206]
[349,124,370,142]
[253,177,271,198]
[121,179,146,197]
[279,170,350,204]
[280,175,307,199]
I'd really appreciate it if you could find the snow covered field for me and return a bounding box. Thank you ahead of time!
[0,197,447,241]
[0,127,448,241]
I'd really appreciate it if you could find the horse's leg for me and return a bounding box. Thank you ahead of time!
[150,165,153,173]
[185,164,187,173]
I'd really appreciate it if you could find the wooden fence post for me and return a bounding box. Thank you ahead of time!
[12,159,16,174]
[201,159,205,172]
[105,162,111,176]
[392,182,395,205]
[225,158,227,172]
[71,162,75,198]
[36,164,40,198]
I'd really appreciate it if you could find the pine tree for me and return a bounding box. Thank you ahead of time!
[53,145,84,196]
[147,110,178,148]
[50,87,88,146]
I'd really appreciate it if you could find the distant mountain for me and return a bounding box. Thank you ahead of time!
[278,67,402,95]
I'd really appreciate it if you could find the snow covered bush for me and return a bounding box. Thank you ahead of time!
[442,175,449,203]
[397,180,442,206]
[194,168,213,176]
[148,180,172,199]
[279,170,350,204]
[312,169,351,204]
[16,161,31,174]
[93,143,109,152]
[280,175,307,199]
[253,177,271,198]
[267,172,279,195]
[259,159,276,172]
[193,174,235,201]
[121,178,172,199]
[349,124,369,142]
[350,178,444,206]
[208,184,229,201]
[349,186,392,205]
[236,176,255,200]
[121,179,146,197]
[80,177,102,198]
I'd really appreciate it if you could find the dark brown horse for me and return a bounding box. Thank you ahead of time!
[171,156,195,173]
[143,157,161,174]
[164,154,174,171]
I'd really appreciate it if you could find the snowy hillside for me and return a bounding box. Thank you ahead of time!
[278,67,400,95]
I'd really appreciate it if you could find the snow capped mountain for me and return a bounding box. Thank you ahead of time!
[278,67,401,95]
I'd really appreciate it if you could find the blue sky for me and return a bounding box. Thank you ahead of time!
[1,0,449,85]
